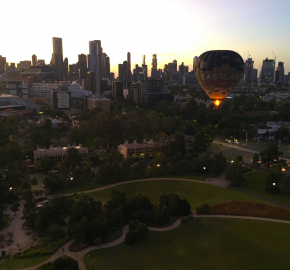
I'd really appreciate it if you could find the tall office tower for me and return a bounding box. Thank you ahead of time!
[244,58,254,86]
[87,71,99,94]
[152,54,157,71]
[142,55,147,79]
[88,40,101,93]
[0,55,6,73]
[63,57,69,80]
[102,53,110,79]
[51,37,63,76]
[118,64,123,81]
[261,58,275,84]
[123,61,128,82]
[110,72,115,83]
[179,62,185,76]
[32,54,37,66]
[274,62,284,84]
[172,60,177,72]
[78,54,87,69]
[127,52,132,81]
[193,56,198,70]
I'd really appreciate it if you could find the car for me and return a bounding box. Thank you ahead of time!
[49,169,58,173]
[234,141,239,144]
[43,200,49,204]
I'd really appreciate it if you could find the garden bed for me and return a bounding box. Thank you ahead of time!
[209,201,290,221]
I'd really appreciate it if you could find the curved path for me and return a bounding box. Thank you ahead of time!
[21,214,290,270]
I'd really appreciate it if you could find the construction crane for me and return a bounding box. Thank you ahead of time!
[272,50,277,63]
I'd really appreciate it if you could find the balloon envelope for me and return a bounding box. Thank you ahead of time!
[195,50,244,100]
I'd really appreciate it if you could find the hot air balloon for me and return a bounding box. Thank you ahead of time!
[195,50,244,107]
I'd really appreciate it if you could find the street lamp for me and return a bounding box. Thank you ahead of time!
[203,167,206,170]
[273,183,276,200]
[157,164,160,167]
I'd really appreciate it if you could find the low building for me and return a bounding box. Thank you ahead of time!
[118,139,154,159]
[87,95,110,113]
[34,144,88,167]
[118,134,194,159]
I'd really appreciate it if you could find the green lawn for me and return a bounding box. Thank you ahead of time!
[242,171,290,206]
[53,183,96,195]
[84,217,290,270]
[89,180,272,208]
[165,175,207,181]
[0,255,50,270]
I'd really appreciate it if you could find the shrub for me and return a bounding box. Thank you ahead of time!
[196,203,210,215]
[125,230,138,245]
[136,222,148,239]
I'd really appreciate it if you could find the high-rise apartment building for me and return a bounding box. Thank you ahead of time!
[179,62,185,76]
[0,55,6,73]
[51,37,63,76]
[172,60,177,72]
[32,54,37,66]
[110,72,115,83]
[142,55,147,79]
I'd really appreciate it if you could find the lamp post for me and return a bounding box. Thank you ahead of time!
[273,183,276,200]
[70,177,73,193]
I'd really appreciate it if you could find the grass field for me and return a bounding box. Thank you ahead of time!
[89,180,272,208]
[0,255,50,270]
[84,217,290,270]
[53,176,207,195]
[242,171,290,205]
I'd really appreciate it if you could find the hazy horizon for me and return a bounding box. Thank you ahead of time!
[2,0,290,75]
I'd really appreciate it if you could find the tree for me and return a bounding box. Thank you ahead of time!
[260,144,279,164]
[10,202,20,216]
[48,225,65,241]
[168,195,179,216]
[125,230,138,245]
[94,237,102,247]
[282,175,290,192]
[73,222,83,246]
[61,148,82,170]
[252,153,259,165]
[136,222,148,239]
[39,155,54,172]
[43,174,65,192]
[44,119,52,129]
[265,171,282,194]
[226,162,246,187]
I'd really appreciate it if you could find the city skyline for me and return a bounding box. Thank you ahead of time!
[1,0,290,74]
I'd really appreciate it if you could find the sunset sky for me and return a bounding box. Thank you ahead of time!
[1,0,290,75]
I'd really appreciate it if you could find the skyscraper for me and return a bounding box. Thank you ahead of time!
[63,57,68,80]
[0,55,7,73]
[51,37,63,75]
[142,55,147,79]
[102,53,110,79]
[261,58,275,84]
[244,58,254,86]
[173,60,177,72]
[274,62,284,84]
[32,54,37,66]
[127,52,132,81]
[152,54,157,71]
[78,54,87,69]
[88,40,101,94]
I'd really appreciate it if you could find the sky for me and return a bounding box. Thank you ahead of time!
[1,0,290,75]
